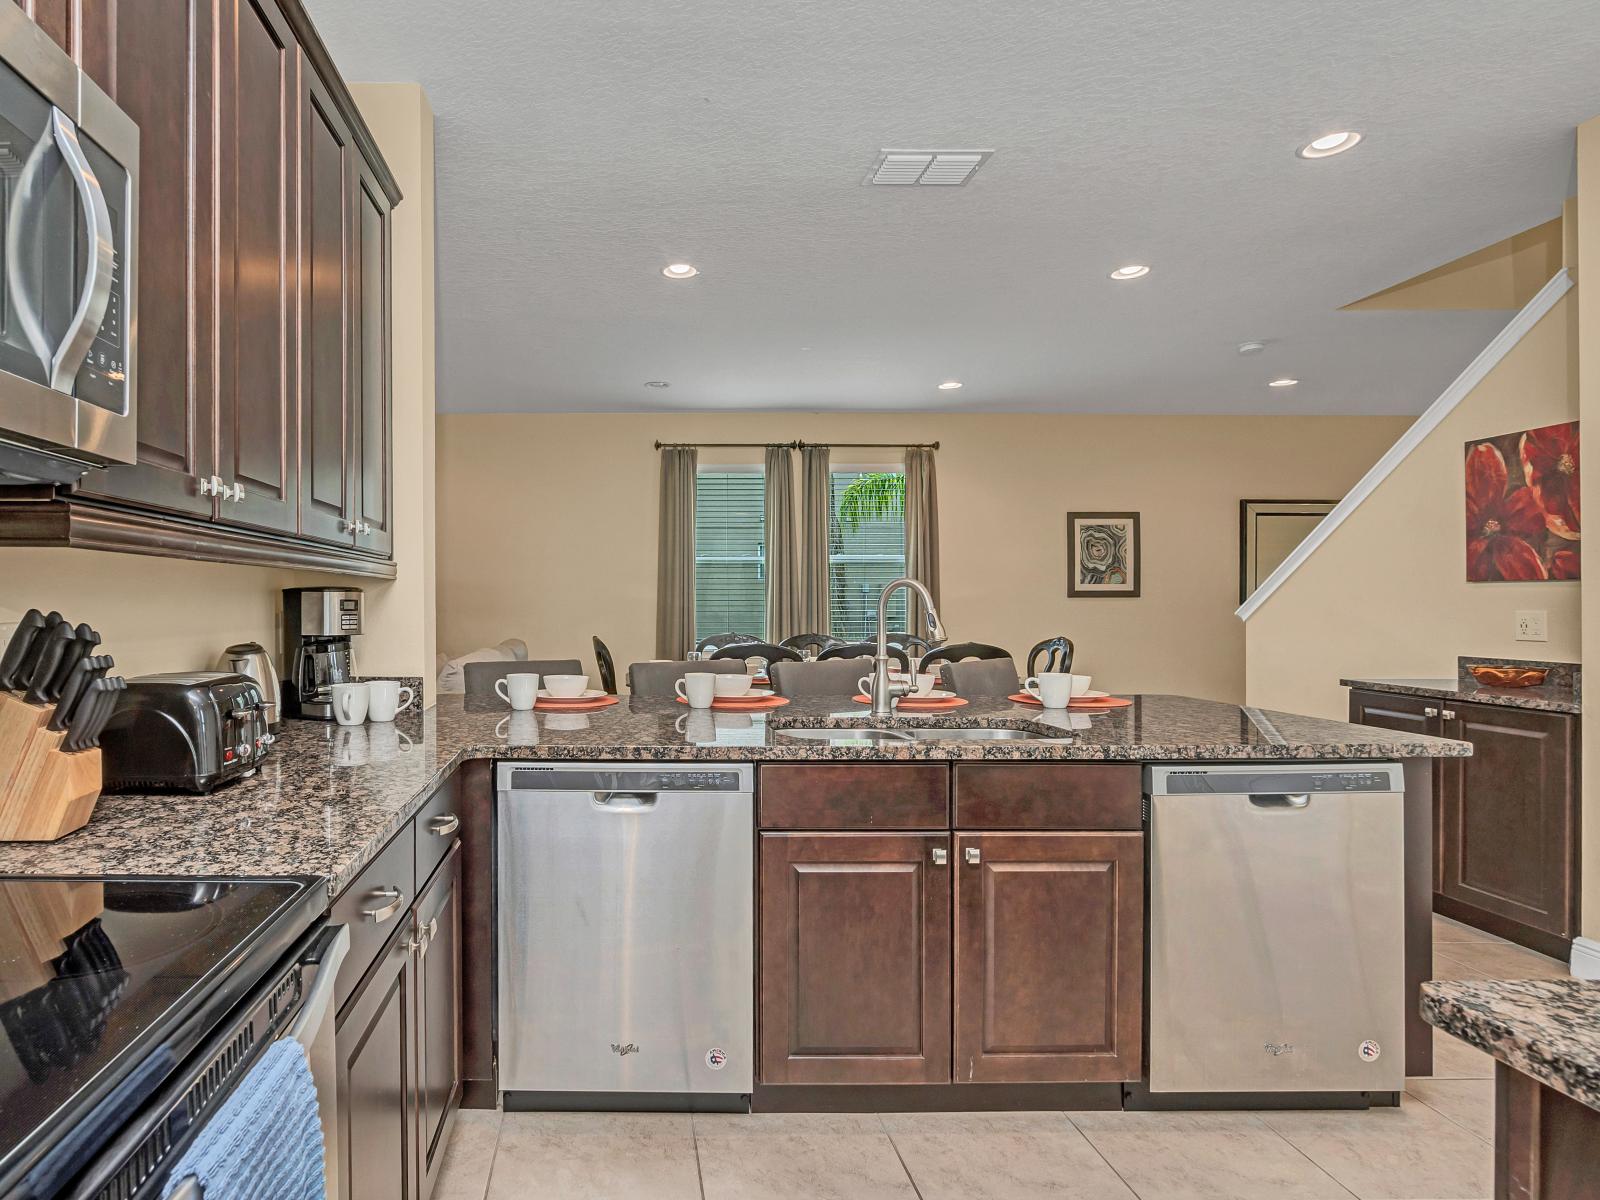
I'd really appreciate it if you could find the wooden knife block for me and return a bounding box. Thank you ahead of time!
[0,690,102,841]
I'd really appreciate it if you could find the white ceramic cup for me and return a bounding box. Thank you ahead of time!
[860,672,939,698]
[544,674,589,698]
[1024,672,1074,709]
[331,681,371,725]
[366,679,415,723]
[674,672,716,709]
[495,672,540,711]
[714,674,755,698]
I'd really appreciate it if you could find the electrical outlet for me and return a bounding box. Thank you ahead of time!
[1515,610,1548,642]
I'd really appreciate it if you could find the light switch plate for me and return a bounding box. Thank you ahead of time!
[1515,610,1548,642]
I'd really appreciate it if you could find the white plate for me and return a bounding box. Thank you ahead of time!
[538,689,607,701]
[1079,689,1109,699]
[718,688,774,699]
[900,689,956,701]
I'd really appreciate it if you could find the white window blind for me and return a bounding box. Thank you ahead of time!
[694,470,766,644]
[829,470,907,640]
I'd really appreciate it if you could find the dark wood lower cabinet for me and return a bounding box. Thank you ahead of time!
[1496,1062,1600,1199]
[338,917,417,1200]
[759,832,951,1085]
[953,833,1143,1084]
[1349,689,1445,891]
[415,844,462,1197]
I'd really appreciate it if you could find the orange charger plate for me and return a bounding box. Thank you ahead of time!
[675,695,791,710]
[852,694,970,710]
[534,695,620,710]
[1008,693,1132,709]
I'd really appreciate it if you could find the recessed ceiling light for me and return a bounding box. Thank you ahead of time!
[644,380,671,388]
[1268,377,1300,388]
[661,263,699,279]
[1237,341,1267,355]
[937,380,963,390]
[1297,131,1362,159]
[1109,264,1150,281]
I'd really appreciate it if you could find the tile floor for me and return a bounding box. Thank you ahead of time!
[433,914,1569,1200]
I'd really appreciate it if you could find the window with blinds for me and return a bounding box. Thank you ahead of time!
[829,470,907,640]
[694,470,766,643]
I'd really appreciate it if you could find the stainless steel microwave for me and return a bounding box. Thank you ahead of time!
[0,4,137,485]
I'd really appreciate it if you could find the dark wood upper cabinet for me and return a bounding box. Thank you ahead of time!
[759,832,951,1085]
[0,0,402,575]
[351,166,393,557]
[214,0,298,533]
[415,843,462,1196]
[953,832,1143,1084]
[1439,701,1577,943]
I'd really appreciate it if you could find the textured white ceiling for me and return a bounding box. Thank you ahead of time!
[305,0,1596,414]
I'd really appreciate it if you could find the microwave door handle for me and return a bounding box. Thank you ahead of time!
[46,108,114,392]
[4,119,62,380]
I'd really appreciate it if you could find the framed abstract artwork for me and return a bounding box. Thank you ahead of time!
[1464,421,1579,582]
[1068,512,1141,597]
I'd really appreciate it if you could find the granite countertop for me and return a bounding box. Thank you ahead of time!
[1344,656,1580,714]
[1422,979,1600,1111]
[0,693,1469,897]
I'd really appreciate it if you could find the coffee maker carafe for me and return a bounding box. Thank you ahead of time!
[282,587,363,720]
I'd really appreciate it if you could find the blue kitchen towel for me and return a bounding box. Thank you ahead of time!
[161,1038,326,1200]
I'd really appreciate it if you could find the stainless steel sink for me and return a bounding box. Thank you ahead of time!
[776,725,1067,744]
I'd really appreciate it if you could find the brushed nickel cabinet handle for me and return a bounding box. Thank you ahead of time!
[931,847,947,865]
[1441,709,1456,721]
[1424,707,1439,718]
[429,814,460,837]
[964,847,981,865]
[361,886,404,923]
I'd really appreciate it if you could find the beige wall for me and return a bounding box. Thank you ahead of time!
[0,86,439,694]
[1245,291,1580,721]
[437,413,1404,703]
[351,83,438,702]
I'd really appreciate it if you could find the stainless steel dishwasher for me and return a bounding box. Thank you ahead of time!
[1146,763,1406,1098]
[496,762,754,1110]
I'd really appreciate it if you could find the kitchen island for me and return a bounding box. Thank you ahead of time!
[0,692,1468,1186]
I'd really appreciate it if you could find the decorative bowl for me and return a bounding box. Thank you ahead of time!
[1468,665,1548,688]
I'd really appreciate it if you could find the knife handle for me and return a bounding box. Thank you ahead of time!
[48,655,96,732]
[23,624,72,705]
[0,609,45,691]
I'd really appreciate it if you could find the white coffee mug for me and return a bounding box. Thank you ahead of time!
[674,672,716,709]
[714,674,755,698]
[1024,672,1074,709]
[495,672,540,710]
[367,679,415,723]
[544,674,589,698]
[331,681,370,725]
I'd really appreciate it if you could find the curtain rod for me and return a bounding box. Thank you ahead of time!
[653,439,939,451]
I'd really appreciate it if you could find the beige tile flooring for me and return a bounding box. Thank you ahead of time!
[434,914,1569,1200]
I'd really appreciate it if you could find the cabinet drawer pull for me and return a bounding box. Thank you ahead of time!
[964,847,981,865]
[1424,707,1439,718]
[361,886,404,922]
[931,847,947,865]
[1441,709,1456,721]
[428,814,460,837]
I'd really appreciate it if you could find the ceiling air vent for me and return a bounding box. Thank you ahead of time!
[866,149,992,186]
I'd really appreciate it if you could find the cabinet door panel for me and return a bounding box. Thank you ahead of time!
[299,78,354,543]
[214,0,297,532]
[20,1,116,95]
[1440,703,1576,938]
[759,832,950,1085]
[416,842,461,1192]
[351,171,392,555]
[338,919,417,1200]
[75,0,215,515]
[954,833,1142,1083]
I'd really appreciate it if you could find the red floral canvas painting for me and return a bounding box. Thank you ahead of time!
[1465,420,1579,582]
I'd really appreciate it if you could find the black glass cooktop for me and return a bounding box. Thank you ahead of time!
[0,876,321,1197]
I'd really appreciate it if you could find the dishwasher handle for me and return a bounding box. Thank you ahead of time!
[1249,793,1312,809]
[592,792,659,811]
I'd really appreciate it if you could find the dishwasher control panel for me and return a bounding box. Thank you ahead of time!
[504,766,749,792]
[1147,763,1404,795]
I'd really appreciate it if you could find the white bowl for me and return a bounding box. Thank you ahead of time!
[544,674,590,698]
[714,674,755,697]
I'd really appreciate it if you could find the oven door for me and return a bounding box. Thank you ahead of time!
[0,9,135,469]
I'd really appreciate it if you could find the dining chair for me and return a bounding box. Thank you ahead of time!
[464,658,584,698]
[695,631,760,654]
[940,658,1023,697]
[769,657,874,697]
[779,632,843,657]
[1026,636,1075,677]
[709,642,803,669]
[918,641,1010,673]
[626,659,750,696]
[883,631,935,658]
[592,636,617,694]
[818,641,911,671]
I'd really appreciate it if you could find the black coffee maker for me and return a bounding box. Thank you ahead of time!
[281,587,362,720]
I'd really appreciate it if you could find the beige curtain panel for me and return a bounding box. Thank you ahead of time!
[764,445,800,642]
[799,444,832,635]
[655,446,698,658]
[904,446,941,635]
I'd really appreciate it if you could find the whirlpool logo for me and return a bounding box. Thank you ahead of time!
[1264,1042,1295,1057]
[611,1042,640,1057]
